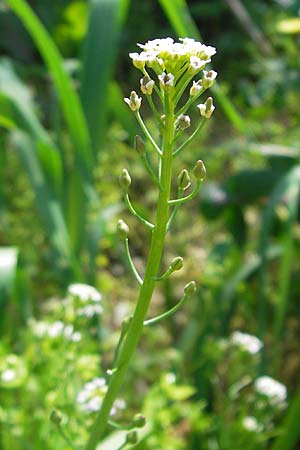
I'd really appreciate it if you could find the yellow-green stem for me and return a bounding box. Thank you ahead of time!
[85,95,175,450]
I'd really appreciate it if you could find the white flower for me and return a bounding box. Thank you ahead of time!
[254,376,287,405]
[189,56,207,73]
[140,76,155,95]
[48,321,64,338]
[124,91,142,111]
[177,114,191,130]
[190,80,203,96]
[197,97,215,119]
[202,70,218,88]
[158,72,175,88]
[1,368,16,382]
[110,398,126,416]
[129,52,147,69]
[68,283,102,303]
[231,331,263,354]
[243,416,262,432]
[77,304,103,318]
[85,396,102,412]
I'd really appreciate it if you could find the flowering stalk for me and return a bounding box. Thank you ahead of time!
[85,37,217,450]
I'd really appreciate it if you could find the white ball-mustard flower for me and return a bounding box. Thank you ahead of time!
[124,91,142,111]
[158,72,175,89]
[243,416,262,432]
[190,80,203,97]
[129,52,146,69]
[197,97,215,119]
[202,70,218,89]
[140,76,155,95]
[68,283,102,303]
[188,55,207,74]
[231,331,263,354]
[254,376,287,405]
[1,368,17,382]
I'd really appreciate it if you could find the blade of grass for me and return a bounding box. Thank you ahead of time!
[80,0,120,156]
[157,0,246,133]
[5,0,94,173]
[271,391,300,450]
[257,165,300,371]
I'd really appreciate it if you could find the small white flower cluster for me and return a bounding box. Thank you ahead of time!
[77,377,126,415]
[68,283,103,318]
[1,368,16,383]
[242,416,262,432]
[231,331,263,354]
[29,319,81,342]
[254,376,287,406]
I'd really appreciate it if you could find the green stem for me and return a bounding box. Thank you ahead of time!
[124,193,154,229]
[85,95,175,450]
[125,238,143,285]
[144,292,188,326]
[135,111,162,156]
[169,181,201,205]
[173,119,206,157]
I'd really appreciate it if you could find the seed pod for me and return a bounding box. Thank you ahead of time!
[132,413,146,428]
[169,256,183,272]
[184,281,197,297]
[177,169,191,190]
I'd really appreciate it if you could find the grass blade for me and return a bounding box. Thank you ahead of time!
[157,0,246,132]
[80,0,120,156]
[271,391,300,450]
[5,0,93,172]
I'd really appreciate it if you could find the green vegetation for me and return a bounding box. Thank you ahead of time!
[0,0,300,449]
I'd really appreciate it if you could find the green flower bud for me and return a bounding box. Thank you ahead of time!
[177,169,191,190]
[169,256,183,272]
[119,168,131,191]
[50,409,63,425]
[132,413,146,428]
[184,281,197,297]
[126,431,138,444]
[193,160,206,181]
[202,70,217,89]
[134,135,145,155]
[197,97,215,119]
[177,114,191,131]
[190,80,203,96]
[117,219,129,239]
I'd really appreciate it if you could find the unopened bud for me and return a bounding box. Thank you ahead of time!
[140,76,155,95]
[177,169,191,190]
[169,256,183,272]
[119,168,131,191]
[190,80,203,96]
[126,431,138,444]
[184,281,197,297]
[117,219,129,239]
[193,160,206,181]
[197,97,215,119]
[177,114,191,131]
[202,70,217,89]
[134,135,145,155]
[124,91,142,111]
[50,409,63,425]
[132,413,146,428]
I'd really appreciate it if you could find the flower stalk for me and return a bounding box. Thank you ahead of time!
[85,37,217,450]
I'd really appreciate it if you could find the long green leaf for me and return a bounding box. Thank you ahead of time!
[271,391,300,450]
[157,0,246,132]
[5,0,93,172]
[80,0,120,155]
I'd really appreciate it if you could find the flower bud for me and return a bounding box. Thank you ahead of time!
[169,256,183,272]
[177,114,191,131]
[126,431,138,444]
[202,70,218,89]
[50,409,63,425]
[177,169,191,190]
[184,281,197,297]
[197,97,215,119]
[124,91,142,111]
[134,135,145,155]
[119,168,131,191]
[193,160,206,181]
[132,413,146,428]
[117,219,129,239]
[140,76,155,95]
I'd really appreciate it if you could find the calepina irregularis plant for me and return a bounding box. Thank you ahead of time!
[85,37,217,449]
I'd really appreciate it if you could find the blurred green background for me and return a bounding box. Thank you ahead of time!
[0,0,300,449]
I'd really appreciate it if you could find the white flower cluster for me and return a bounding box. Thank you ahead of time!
[29,319,81,342]
[231,331,263,354]
[77,377,126,415]
[242,416,262,432]
[254,376,287,405]
[68,283,103,318]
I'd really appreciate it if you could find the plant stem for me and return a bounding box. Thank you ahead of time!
[85,94,175,450]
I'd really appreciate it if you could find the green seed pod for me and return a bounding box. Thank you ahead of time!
[50,409,63,425]
[177,169,191,190]
[132,413,146,428]
[184,280,197,297]
[169,256,183,272]
[134,135,145,155]
[117,219,129,239]
[193,160,206,181]
[119,168,131,191]
[126,431,138,444]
